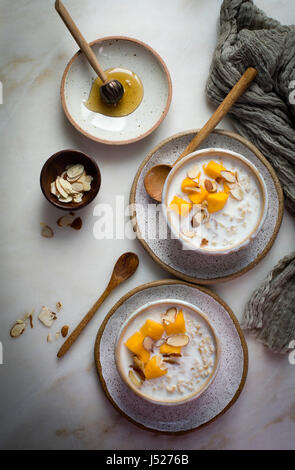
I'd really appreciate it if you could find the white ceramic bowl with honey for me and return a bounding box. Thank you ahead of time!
[115,299,220,406]
[61,36,172,145]
[162,148,268,255]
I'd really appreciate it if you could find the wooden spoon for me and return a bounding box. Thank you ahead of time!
[57,252,139,359]
[144,67,257,202]
[55,0,124,105]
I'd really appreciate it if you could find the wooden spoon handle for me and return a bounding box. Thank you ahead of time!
[57,280,115,359]
[55,0,107,82]
[173,67,257,166]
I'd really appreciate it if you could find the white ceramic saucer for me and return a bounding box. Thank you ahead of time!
[94,280,248,434]
[130,130,283,284]
[61,36,172,145]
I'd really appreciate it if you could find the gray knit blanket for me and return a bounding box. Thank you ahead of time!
[206,0,295,215]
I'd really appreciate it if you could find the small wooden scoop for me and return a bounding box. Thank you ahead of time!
[55,0,124,105]
[57,252,139,358]
[144,67,257,202]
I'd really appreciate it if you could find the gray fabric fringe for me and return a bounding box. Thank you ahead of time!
[206,0,295,215]
[241,251,295,354]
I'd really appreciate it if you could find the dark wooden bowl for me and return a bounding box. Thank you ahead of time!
[40,149,101,210]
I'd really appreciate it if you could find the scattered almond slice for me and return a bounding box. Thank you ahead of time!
[55,332,60,340]
[67,164,84,180]
[143,336,154,351]
[61,325,69,338]
[181,229,195,239]
[230,185,244,201]
[187,166,200,179]
[71,182,84,192]
[163,358,180,365]
[133,356,145,374]
[129,369,143,387]
[162,307,177,325]
[166,334,190,347]
[204,179,217,193]
[38,306,57,327]
[41,225,54,238]
[221,170,236,183]
[10,321,26,338]
[154,338,166,348]
[47,334,52,343]
[56,301,63,311]
[55,177,69,198]
[57,215,75,227]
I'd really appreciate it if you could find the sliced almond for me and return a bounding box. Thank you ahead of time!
[154,355,167,370]
[143,336,154,352]
[204,179,217,193]
[163,358,180,365]
[154,338,166,348]
[67,164,84,180]
[221,170,236,183]
[55,332,60,340]
[56,301,63,311]
[187,166,200,179]
[230,185,244,201]
[162,307,177,325]
[61,325,69,338]
[181,229,195,239]
[10,322,26,338]
[166,334,189,347]
[73,193,83,203]
[55,177,69,198]
[128,369,142,387]
[38,306,57,328]
[41,225,54,238]
[82,181,91,192]
[133,356,145,373]
[50,181,58,196]
[71,182,84,192]
[84,175,93,184]
[58,177,76,195]
[58,195,73,203]
[191,211,202,227]
[57,215,75,227]
[163,353,182,358]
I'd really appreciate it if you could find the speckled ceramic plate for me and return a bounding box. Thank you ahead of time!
[94,280,248,434]
[61,36,172,145]
[130,130,284,284]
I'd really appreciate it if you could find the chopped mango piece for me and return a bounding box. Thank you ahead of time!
[181,177,200,193]
[125,331,150,363]
[159,343,182,355]
[187,186,208,205]
[164,310,186,335]
[140,319,164,340]
[169,196,192,217]
[207,192,229,213]
[144,355,167,380]
[204,160,226,180]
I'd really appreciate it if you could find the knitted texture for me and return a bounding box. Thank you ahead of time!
[241,252,295,353]
[206,0,295,215]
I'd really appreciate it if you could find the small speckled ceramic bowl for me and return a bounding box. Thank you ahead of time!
[61,36,172,145]
[115,299,220,406]
[162,148,268,255]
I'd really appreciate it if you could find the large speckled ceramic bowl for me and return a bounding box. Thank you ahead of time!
[95,280,248,433]
[61,36,172,145]
[162,148,268,255]
[115,299,220,406]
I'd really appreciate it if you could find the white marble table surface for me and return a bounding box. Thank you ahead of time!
[1,0,294,450]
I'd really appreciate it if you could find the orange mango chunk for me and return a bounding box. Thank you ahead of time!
[187,186,208,205]
[125,331,150,363]
[159,343,182,355]
[164,310,186,335]
[207,192,229,213]
[181,177,200,193]
[169,196,192,217]
[140,319,164,340]
[223,181,231,193]
[144,355,167,380]
[204,160,226,180]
